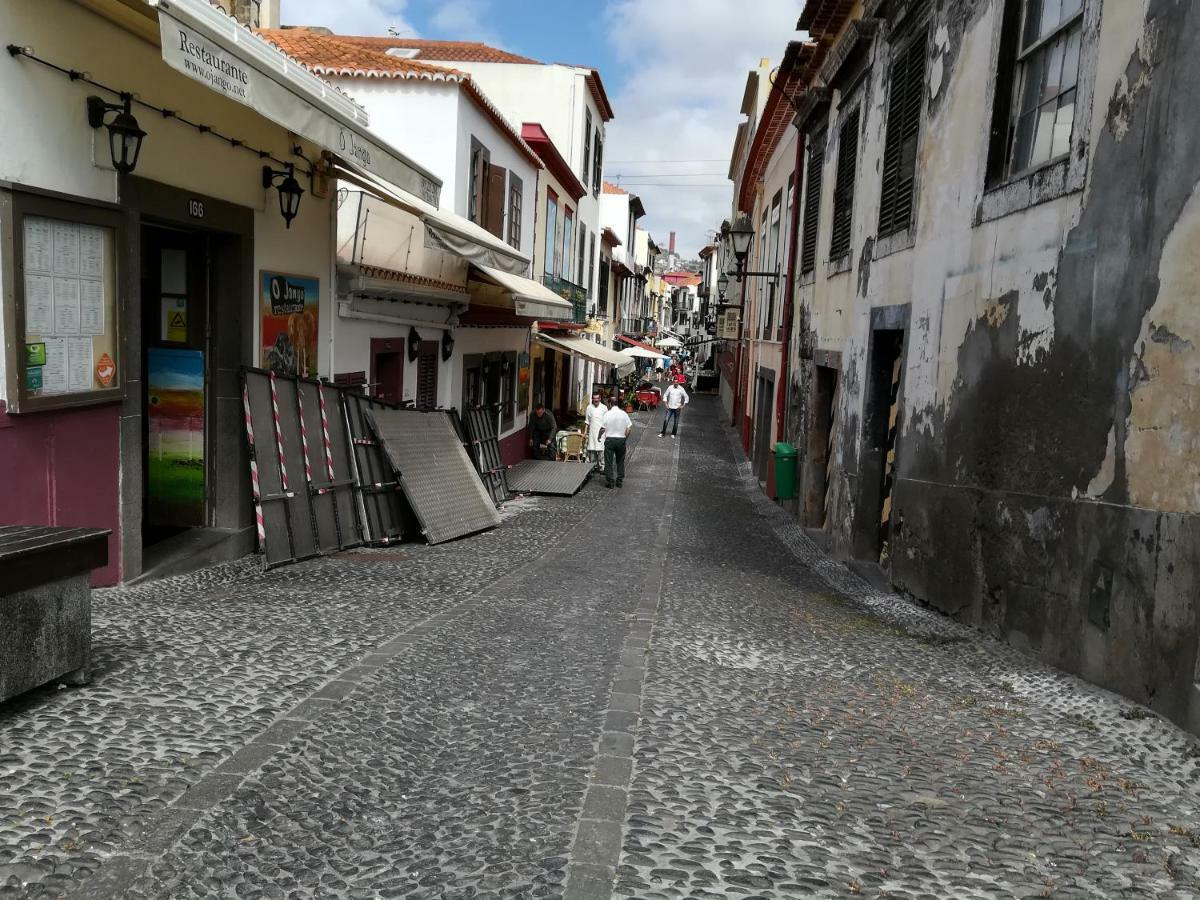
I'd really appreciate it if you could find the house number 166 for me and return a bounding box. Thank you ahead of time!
[187,198,205,219]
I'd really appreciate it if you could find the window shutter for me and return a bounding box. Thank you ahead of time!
[801,131,825,274]
[593,135,603,195]
[485,165,507,238]
[829,108,860,260]
[878,37,926,238]
[583,111,592,183]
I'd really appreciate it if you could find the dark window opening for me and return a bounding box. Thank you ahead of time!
[830,107,860,260]
[468,136,490,225]
[801,129,826,274]
[507,172,523,249]
[582,110,592,184]
[878,36,926,240]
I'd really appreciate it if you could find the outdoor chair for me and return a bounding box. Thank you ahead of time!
[560,432,586,461]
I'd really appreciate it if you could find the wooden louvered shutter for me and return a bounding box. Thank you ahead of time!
[878,37,926,238]
[829,108,860,260]
[801,131,825,274]
[485,165,507,238]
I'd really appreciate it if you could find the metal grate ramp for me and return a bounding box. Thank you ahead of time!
[507,460,593,496]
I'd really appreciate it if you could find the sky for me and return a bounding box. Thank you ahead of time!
[280,0,803,256]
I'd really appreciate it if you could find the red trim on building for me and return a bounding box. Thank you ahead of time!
[616,334,660,354]
[521,123,587,200]
[537,321,586,332]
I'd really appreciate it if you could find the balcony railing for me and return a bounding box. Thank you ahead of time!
[542,273,589,323]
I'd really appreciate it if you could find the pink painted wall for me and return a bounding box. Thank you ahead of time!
[499,426,529,468]
[0,401,122,585]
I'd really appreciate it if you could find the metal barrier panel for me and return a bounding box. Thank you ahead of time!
[462,406,510,505]
[243,369,297,567]
[507,459,593,496]
[342,391,405,545]
[270,374,319,562]
[297,380,361,553]
[317,381,363,549]
[365,408,501,545]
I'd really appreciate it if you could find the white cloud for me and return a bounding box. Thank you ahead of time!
[280,0,417,36]
[603,0,801,257]
[428,0,502,45]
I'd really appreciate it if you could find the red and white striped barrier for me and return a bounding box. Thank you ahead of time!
[317,382,336,482]
[242,382,266,548]
[268,371,290,493]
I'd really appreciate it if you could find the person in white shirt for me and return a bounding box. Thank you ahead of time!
[598,395,633,488]
[659,382,690,438]
[584,392,607,471]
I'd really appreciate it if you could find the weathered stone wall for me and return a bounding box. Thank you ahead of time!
[803,0,1200,731]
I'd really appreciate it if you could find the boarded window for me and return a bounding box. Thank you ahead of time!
[878,37,926,239]
[830,107,860,259]
[801,129,826,274]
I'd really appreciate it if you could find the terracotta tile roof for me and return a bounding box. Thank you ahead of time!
[601,226,622,247]
[737,41,825,215]
[256,29,541,169]
[330,36,541,65]
[257,29,465,79]
[584,70,615,121]
[797,0,857,41]
[602,181,627,195]
[358,265,468,294]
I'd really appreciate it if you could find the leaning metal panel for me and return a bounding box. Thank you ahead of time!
[342,391,405,545]
[244,370,294,567]
[506,460,592,496]
[297,379,361,552]
[366,408,501,545]
[462,406,510,505]
[270,375,320,562]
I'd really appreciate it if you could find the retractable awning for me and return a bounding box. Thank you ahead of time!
[470,265,574,320]
[536,333,634,369]
[330,158,530,276]
[151,0,441,202]
[620,346,667,360]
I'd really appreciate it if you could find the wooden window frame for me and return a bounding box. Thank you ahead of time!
[507,172,523,249]
[1,186,129,414]
[582,110,593,185]
[592,132,603,196]
[800,128,826,275]
[829,106,861,260]
[468,136,490,225]
[561,206,574,280]
[877,34,927,241]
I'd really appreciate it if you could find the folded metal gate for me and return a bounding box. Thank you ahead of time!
[242,369,363,567]
[461,406,510,506]
[341,390,407,546]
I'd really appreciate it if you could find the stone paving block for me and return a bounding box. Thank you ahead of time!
[599,731,634,757]
[174,773,245,810]
[214,741,282,775]
[581,784,628,822]
[611,678,642,696]
[336,665,382,683]
[562,863,616,900]
[121,807,200,856]
[249,717,310,746]
[605,710,639,733]
[312,679,358,700]
[572,818,623,867]
[287,697,337,720]
[591,754,633,787]
[610,692,641,712]
[359,653,392,667]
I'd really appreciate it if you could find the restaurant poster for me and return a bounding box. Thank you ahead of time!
[147,347,205,526]
[260,271,319,378]
[517,352,531,410]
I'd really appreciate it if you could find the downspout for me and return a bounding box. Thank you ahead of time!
[775,120,805,442]
[732,272,747,426]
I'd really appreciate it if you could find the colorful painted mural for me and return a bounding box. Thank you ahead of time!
[147,347,205,527]
[260,271,319,378]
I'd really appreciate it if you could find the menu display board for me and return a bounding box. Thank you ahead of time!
[20,215,119,402]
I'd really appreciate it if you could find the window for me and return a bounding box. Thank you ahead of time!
[878,36,926,239]
[830,107,861,259]
[544,189,558,275]
[767,191,782,336]
[801,129,826,274]
[561,207,574,278]
[588,233,596,305]
[577,223,587,290]
[468,136,490,224]
[592,131,603,195]
[583,110,592,183]
[507,173,523,249]
[991,0,1084,182]
[785,172,795,266]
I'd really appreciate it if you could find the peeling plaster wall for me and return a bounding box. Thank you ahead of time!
[802,0,1200,732]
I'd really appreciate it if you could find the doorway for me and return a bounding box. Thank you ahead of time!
[858,328,905,564]
[804,363,839,528]
[752,367,775,484]
[141,224,209,547]
[416,340,439,409]
[370,337,404,405]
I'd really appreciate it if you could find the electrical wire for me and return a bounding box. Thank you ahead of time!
[6,44,307,173]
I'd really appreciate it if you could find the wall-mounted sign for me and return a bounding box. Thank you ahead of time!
[95,352,116,387]
[187,198,205,219]
[717,309,741,341]
[162,297,188,342]
[25,342,46,367]
[260,271,319,378]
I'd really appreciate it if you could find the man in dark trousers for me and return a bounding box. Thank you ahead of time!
[599,394,633,488]
[530,402,557,460]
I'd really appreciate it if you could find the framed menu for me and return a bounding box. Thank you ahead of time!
[2,190,125,412]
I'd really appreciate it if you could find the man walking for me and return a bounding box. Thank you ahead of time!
[599,395,633,488]
[659,380,689,439]
[584,392,606,471]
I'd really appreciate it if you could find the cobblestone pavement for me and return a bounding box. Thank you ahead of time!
[2,399,1200,899]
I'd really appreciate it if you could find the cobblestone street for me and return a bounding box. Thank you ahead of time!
[3,398,1200,899]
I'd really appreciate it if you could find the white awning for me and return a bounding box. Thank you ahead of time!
[656,337,683,348]
[330,158,530,276]
[470,265,574,320]
[536,333,634,369]
[620,346,668,360]
[152,0,441,203]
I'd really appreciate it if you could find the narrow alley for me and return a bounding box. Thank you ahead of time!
[2,400,1198,900]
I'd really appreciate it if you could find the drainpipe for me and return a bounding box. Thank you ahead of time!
[732,272,747,427]
[775,119,805,443]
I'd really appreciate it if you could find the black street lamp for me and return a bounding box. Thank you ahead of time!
[729,213,755,273]
[262,163,304,229]
[716,272,731,298]
[87,95,146,174]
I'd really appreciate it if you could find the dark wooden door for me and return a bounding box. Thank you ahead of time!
[416,341,439,410]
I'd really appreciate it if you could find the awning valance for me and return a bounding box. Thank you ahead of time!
[152,0,441,203]
[621,346,667,360]
[470,265,574,320]
[330,158,530,276]
[536,333,634,369]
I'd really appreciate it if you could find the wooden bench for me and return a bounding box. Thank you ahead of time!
[0,526,109,703]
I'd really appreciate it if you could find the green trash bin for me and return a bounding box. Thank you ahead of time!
[773,442,798,501]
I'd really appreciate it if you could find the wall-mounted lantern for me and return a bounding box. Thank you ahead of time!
[262,163,304,229]
[441,329,455,362]
[407,326,422,362]
[87,94,146,174]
